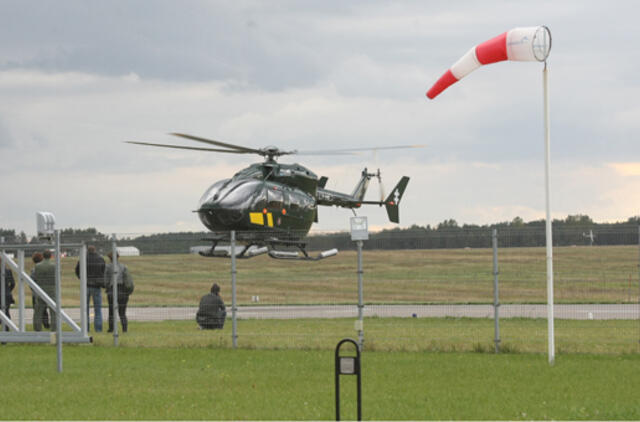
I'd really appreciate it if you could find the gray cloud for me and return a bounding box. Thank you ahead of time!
[1,0,640,235]
[0,116,13,148]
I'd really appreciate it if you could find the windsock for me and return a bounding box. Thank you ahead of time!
[426,26,551,99]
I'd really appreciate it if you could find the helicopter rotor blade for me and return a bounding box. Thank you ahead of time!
[294,150,360,156]
[170,133,262,154]
[126,141,251,154]
[296,144,426,155]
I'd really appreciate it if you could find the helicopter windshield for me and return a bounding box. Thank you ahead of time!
[252,186,267,210]
[220,180,263,208]
[267,188,283,209]
[198,179,230,207]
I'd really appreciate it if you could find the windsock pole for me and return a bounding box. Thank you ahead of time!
[543,61,554,365]
[426,26,555,364]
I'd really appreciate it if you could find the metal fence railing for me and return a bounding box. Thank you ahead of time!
[1,226,638,354]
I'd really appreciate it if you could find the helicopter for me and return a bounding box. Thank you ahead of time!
[127,133,417,260]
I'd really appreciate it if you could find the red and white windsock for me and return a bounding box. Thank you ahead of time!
[426,26,551,99]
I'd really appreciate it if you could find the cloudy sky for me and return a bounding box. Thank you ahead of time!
[1,1,638,237]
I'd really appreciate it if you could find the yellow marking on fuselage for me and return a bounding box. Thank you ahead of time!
[250,212,264,225]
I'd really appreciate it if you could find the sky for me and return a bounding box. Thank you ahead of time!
[1,0,639,237]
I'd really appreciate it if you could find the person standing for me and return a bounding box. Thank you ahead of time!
[30,252,49,329]
[104,252,133,333]
[32,250,56,332]
[196,283,226,329]
[75,246,105,332]
[2,266,15,321]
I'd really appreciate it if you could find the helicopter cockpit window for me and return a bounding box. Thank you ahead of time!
[198,179,230,206]
[252,186,267,210]
[267,187,283,209]
[288,189,304,211]
[223,180,261,208]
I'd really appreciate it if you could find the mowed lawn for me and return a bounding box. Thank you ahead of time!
[83,319,640,355]
[25,244,640,306]
[1,343,639,420]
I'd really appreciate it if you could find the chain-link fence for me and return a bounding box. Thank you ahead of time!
[1,226,638,354]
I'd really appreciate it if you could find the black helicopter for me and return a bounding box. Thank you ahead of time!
[127,133,416,260]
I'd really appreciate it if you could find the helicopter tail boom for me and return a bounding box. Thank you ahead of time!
[318,173,410,223]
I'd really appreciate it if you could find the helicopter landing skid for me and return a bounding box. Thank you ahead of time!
[198,236,269,259]
[267,247,338,261]
[264,238,338,261]
[197,236,338,260]
[199,244,269,259]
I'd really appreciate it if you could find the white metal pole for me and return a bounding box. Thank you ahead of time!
[18,249,25,331]
[112,235,119,347]
[55,230,63,373]
[357,240,364,350]
[543,61,555,365]
[79,244,87,335]
[492,229,500,353]
[1,237,5,333]
[231,231,237,349]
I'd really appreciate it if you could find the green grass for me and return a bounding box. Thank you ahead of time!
[1,344,640,420]
[38,244,640,307]
[77,317,640,355]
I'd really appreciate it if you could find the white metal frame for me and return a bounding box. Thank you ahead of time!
[0,242,91,344]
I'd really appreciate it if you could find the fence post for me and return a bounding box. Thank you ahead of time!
[79,244,88,335]
[55,230,63,373]
[1,236,5,334]
[18,249,25,331]
[357,240,364,350]
[231,230,237,349]
[492,229,500,353]
[111,235,119,347]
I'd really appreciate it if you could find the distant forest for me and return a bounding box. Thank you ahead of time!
[2,214,639,255]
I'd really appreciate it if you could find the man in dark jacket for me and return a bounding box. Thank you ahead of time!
[2,266,15,321]
[196,283,226,329]
[32,250,56,332]
[75,246,106,332]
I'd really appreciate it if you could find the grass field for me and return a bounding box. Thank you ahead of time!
[22,244,640,307]
[2,341,639,420]
[3,245,637,419]
[74,318,638,355]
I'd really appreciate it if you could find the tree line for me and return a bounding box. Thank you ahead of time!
[1,214,639,255]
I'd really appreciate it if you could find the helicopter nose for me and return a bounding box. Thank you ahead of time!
[197,201,244,231]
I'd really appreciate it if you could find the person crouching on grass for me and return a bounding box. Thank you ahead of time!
[196,283,226,329]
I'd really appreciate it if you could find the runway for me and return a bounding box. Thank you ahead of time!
[10,304,639,322]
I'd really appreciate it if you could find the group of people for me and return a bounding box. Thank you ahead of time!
[76,245,134,333]
[1,250,58,331]
[0,246,133,333]
[2,245,229,333]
